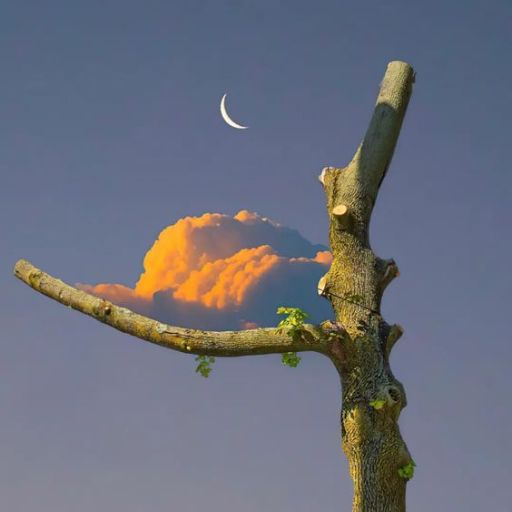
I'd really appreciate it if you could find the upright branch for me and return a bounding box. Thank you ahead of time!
[354,62,415,204]
[319,61,415,512]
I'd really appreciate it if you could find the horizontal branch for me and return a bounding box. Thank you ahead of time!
[13,259,328,357]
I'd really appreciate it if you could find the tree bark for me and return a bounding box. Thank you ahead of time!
[320,61,415,511]
[13,259,334,357]
[13,60,415,512]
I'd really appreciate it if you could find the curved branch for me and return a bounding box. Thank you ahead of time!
[13,259,328,357]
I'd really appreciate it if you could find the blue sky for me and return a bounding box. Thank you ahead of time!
[1,1,511,511]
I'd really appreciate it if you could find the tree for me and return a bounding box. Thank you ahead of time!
[13,60,415,512]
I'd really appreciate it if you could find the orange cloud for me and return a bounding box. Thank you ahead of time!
[172,245,281,309]
[80,211,332,327]
[290,250,333,265]
[312,251,333,265]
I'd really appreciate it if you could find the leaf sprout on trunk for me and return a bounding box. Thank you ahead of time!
[276,307,309,368]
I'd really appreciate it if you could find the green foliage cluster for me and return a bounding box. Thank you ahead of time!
[195,355,215,378]
[369,399,386,410]
[276,306,309,368]
[276,307,308,339]
[398,460,416,480]
[281,352,301,368]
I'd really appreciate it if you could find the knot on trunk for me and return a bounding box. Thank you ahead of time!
[370,381,407,421]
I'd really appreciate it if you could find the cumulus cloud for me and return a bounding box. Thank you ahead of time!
[79,211,333,330]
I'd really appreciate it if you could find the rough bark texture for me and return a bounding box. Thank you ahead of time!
[13,259,335,357]
[320,61,415,512]
[14,60,415,512]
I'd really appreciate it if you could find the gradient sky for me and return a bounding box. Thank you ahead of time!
[2,1,511,511]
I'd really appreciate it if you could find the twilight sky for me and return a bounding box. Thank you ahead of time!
[1,1,511,511]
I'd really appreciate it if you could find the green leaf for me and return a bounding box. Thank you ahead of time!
[276,307,309,369]
[398,460,416,480]
[369,399,386,410]
[281,352,301,368]
[276,307,308,334]
[195,355,215,378]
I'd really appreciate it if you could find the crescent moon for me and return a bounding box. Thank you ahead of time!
[220,93,248,130]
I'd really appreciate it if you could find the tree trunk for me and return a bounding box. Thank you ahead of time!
[320,61,415,511]
[13,59,416,512]
[330,247,410,512]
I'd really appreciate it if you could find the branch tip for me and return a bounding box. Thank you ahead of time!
[348,60,414,200]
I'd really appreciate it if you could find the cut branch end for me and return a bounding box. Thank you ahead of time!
[317,275,328,296]
[331,204,352,231]
[379,258,400,291]
[318,166,336,186]
[332,204,348,217]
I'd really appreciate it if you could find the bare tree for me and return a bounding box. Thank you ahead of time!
[14,60,415,512]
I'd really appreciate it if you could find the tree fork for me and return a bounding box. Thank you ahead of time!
[321,60,414,511]
[13,60,415,512]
